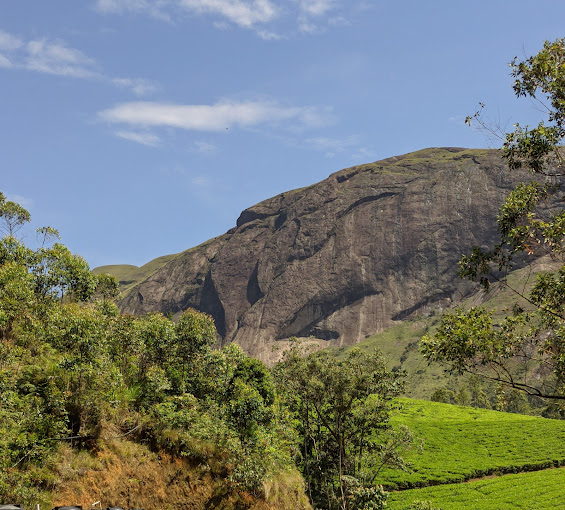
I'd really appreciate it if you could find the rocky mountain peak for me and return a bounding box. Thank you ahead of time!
[116,148,529,363]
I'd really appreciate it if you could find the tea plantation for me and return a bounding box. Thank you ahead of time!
[380,399,565,509]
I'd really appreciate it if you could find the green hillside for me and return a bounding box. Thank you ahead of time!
[332,319,450,399]
[92,253,178,294]
[377,399,565,507]
[387,467,565,510]
[461,254,561,316]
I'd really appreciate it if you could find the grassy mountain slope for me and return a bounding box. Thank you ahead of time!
[461,254,561,316]
[330,319,448,399]
[93,253,179,295]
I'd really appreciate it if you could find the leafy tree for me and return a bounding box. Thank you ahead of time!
[274,344,407,510]
[32,242,96,302]
[430,387,455,404]
[0,192,31,237]
[174,307,216,393]
[224,354,276,440]
[456,386,471,406]
[423,39,565,401]
[93,272,120,302]
[134,312,177,402]
[0,192,301,504]
[105,313,142,383]
[46,303,110,438]
[0,261,36,340]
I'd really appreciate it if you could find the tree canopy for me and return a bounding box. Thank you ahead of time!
[0,196,297,506]
[274,343,410,510]
[423,38,565,402]
[0,192,31,237]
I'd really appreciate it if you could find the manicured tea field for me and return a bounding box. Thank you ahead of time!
[387,466,565,509]
[379,399,565,489]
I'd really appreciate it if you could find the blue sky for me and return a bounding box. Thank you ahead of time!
[2,1,564,268]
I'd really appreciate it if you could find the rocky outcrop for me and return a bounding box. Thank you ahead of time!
[119,148,530,362]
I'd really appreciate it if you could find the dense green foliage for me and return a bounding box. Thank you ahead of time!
[274,343,410,510]
[429,375,543,416]
[0,196,411,509]
[424,39,565,402]
[0,192,31,237]
[0,200,297,506]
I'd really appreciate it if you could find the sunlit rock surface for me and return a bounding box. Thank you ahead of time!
[117,148,529,363]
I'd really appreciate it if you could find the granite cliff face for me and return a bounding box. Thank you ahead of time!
[118,148,529,362]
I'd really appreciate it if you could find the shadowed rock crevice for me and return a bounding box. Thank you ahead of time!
[391,290,453,321]
[247,263,264,306]
[307,328,340,341]
[200,270,227,338]
[274,211,287,230]
[277,288,379,340]
[236,209,273,227]
[338,192,398,218]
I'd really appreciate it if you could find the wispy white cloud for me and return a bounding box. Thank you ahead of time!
[95,0,173,20]
[256,29,284,40]
[191,175,212,186]
[0,30,23,50]
[305,134,375,160]
[96,0,145,11]
[112,77,158,96]
[180,0,278,28]
[115,130,161,146]
[296,0,336,16]
[0,29,156,96]
[191,140,219,154]
[95,0,279,26]
[0,54,13,68]
[25,39,98,78]
[298,21,317,33]
[294,0,339,33]
[99,99,334,132]
[350,146,377,162]
[94,0,355,37]
[327,15,349,27]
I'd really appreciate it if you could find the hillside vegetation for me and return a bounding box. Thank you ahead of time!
[335,253,562,409]
[1,193,420,510]
[4,190,565,510]
[92,253,178,296]
[375,399,565,509]
[387,468,565,510]
[381,399,565,489]
[0,193,313,509]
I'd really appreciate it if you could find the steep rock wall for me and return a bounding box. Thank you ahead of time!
[119,148,529,362]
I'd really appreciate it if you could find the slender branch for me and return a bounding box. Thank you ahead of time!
[469,366,565,400]
[488,271,565,322]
